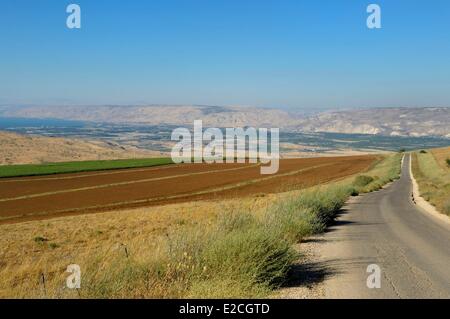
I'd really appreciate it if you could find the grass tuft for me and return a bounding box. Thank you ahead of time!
[48,243,59,249]
[442,198,450,215]
[33,236,48,243]
[353,175,375,188]
[412,150,450,216]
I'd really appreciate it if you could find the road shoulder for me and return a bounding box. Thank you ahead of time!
[409,154,450,226]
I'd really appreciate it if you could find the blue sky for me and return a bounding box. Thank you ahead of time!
[1,0,449,109]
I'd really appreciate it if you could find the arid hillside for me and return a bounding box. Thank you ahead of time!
[1,105,450,137]
[300,107,450,137]
[0,131,161,165]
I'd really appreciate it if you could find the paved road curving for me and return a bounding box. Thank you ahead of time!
[317,154,450,298]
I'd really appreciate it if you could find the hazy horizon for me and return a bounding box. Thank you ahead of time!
[1,104,450,113]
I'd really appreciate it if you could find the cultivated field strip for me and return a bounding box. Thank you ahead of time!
[0,157,348,198]
[0,161,181,182]
[0,164,261,201]
[0,162,334,223]
[0,156,376,223]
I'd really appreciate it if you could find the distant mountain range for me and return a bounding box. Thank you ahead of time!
[0,105,449,138]
[296,107,450,138]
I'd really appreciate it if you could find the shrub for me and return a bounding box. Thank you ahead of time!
[443,199,450,216]
[199,225,295,290]
[420,150,427,154]
[353,175,375,188]
[215,211,256,234]
[298,186,352,226]
[446,158,450,167]
[81,256,161,298]
[198,212,296,293]
[96,211,298,298]
[350,187,359,196]
[33,236,48,243]
[266,199,319,242]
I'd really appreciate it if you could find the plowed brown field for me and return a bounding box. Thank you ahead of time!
[0,155,377,224]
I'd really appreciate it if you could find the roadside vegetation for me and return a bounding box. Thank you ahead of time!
[0,158,173,178]
[412,147,450,216]
[0,154,402,298]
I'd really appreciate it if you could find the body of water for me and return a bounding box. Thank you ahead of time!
[0,116,449,152]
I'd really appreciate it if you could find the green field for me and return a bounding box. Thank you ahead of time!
[0,158,174,178]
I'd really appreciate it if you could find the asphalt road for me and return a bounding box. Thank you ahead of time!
[317,154,450,298]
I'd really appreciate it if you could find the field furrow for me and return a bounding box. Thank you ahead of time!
[0,155,377,223]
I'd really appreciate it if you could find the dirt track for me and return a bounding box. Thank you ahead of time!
[0,156,376,223]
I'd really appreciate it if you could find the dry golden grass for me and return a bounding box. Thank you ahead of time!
[413,147,450,216]
[431,146,450,171]
[0,131,162,165]
[0,195,279,298]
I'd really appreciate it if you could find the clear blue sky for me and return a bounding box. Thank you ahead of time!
[1,0,449,109]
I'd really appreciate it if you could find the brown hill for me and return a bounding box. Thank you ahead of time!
[0,131,162,165]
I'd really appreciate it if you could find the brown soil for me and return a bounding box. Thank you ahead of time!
[0,156,377,224]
